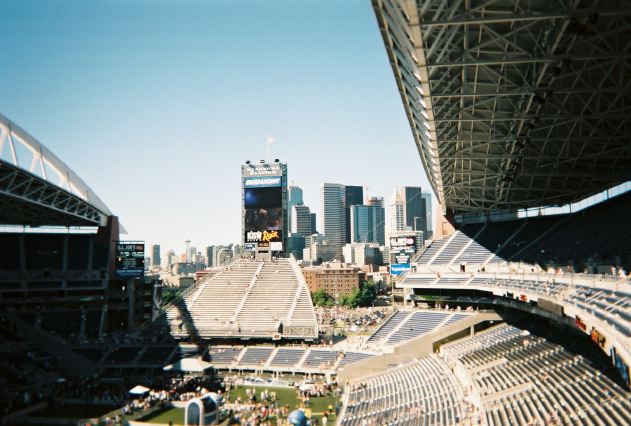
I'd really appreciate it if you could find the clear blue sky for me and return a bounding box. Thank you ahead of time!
[0,0,432,255]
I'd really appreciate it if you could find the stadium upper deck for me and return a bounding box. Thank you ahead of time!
[373,0,631,214]
[0,113,113,227]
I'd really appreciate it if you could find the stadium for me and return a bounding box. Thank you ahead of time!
[1,0,631,425]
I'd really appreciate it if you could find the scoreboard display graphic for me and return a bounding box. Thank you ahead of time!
[116,241,145,278]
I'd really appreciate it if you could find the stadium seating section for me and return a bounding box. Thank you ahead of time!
[441,324,631,426]
[340,324,631,425]
[366,309,475,347]
[417,192,631,270]
[162,258,318,339]
[341,355,465,425]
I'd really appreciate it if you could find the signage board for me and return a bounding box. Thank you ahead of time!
[244,176,282,188]
[116,242,145,278]
[390,263,411,276]
[389,236,417,253]
[245,230,283,243]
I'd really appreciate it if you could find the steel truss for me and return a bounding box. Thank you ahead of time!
[0,114,112,226]
[373,0,631,213]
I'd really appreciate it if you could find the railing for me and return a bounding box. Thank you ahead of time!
[231,262,264,323]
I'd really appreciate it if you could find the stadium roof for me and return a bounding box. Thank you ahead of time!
[0,113,113,227]
[373,0,631,214]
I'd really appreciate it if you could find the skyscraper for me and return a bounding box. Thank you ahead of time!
[350,200,385,246]
[405,187,424,232]
[291,204,312,237]
[390,187,406,233]
[310,212,317,235]
[367,196,386,246]
[205,246,214,267]
[320,183,346,260]
[421,192,433,239]
[287,185,303,230]
[390,186,430,236]
[151,244,160,267]
[344,185,364,243]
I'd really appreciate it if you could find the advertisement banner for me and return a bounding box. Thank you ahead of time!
[389,236,417,253]
[244,176,282,188]
[245,230,283,243]
[390,263,411,276]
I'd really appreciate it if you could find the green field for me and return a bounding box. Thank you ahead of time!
[228,386,338,423]
[138,407,185,425]
[130,386,339,425]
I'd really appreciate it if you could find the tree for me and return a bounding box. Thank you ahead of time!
[355,281,378,307]
[339,291,359,308]
[312,289,334,307]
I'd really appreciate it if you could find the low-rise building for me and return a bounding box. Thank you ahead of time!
[302,262,366,297]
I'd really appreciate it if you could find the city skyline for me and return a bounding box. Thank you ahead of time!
[150,179,435,258]
[0,1,433,253]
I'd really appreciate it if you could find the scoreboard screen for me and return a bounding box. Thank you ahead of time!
[116,241,145,278]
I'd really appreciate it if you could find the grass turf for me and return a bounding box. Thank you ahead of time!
[228,386,339,421]
[138,407,185,424]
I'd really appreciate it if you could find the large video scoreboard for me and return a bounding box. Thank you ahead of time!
[241,162,287,256]
[115,241,145,278]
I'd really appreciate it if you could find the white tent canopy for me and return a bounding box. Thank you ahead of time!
[163,357,213,373]
[129,385,150,395]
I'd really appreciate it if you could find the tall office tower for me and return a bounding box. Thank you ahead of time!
[350,202,386,246]
[404,186,424,231]
[151,244,161,267]
[287,185,303,229]
[320,183,346,260]
[310,212,317,234]
[242,160,288,260]
[211,245,223,267]
[368,197,386,245]
[205,246,214,267]
[390,186,430,235]
[291,204,312,236]
[166,250,176,267]
[187,246,197,263]
[390,187,406,233]
[421,192,433,239]
[344,185,364,243]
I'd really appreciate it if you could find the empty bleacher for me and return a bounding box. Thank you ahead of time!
[162,257,318,339]
[338,352,375,369]
[432,232,471,265]
[416,192,631,271]
[238,347,274,366]
[440,324,631,426]
[207,347,242,365]
[236,260,297,333]
[340,355,465,425]
[269,348,306,367]
[366,309,475,347]
[301,349,338,369]
[416,238,448,264]
[386,311,451,345]
[367,311,411,343]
